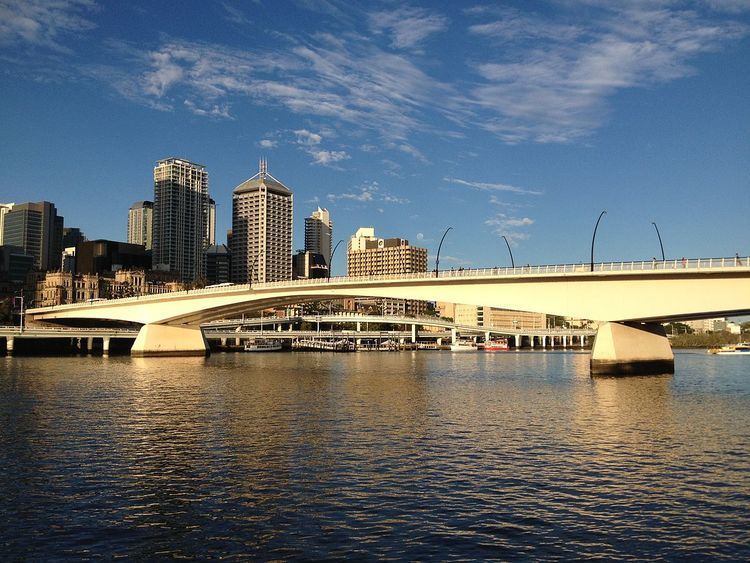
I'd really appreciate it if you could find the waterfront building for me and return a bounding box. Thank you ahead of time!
[305,207,332,269]
[152,158,210,282]
[231,159,293,284]
[685,318,730,333]
[111,269,183,298]
[62,227,85,249]
[75,239,150,275]
[346,227,428,316]
[453,304,547,330]
[292,250,328,280]
[127,201,153,250]
[0,203,14,245]
[35,271,102,307]
[1,201,63,271]
[205,244,231,285]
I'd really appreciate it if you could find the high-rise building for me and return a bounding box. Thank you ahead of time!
[62,227,85,249]
[1,201,63,271]
[207,198,216,246]
[127,201,153,250]
[453,304,546,330]
[152,158,209,282]
[231,159,292,283]
[347,227,428,315]
[305,207,332,269]
[205,244,231,285]
[0,203,14,245]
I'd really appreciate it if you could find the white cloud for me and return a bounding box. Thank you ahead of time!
[397,142,429,163]
[369,6,449,49]
[327,181,409,204]
[484,213,535,244]
[444,177,542,195]
[184,99,232,118]
[258,139,278,149]
[294,129,322,145]
[467,4,749,142]
[0,0,95,52]
[309,149,349,166]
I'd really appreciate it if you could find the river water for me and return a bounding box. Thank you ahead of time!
[0,350,748,559]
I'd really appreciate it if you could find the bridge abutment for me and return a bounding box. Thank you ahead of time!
[131,324,208,357]
[590,322,674,376]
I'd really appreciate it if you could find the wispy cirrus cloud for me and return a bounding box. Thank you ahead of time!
[0,0,96,53]
[467,3,748,142]
[443,177,543,196]
[484,213,535,245]
[369,6,448,49]
[327,181,409,204]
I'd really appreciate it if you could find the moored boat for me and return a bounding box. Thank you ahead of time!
[244,338,282,352]
[708,342,750,355]
[484,338,510,352]
[450,340,477,352]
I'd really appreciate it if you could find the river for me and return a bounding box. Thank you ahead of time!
[1,350,748,559]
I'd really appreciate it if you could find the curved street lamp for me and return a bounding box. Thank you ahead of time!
[328,239,343,280]
[590,210,607,272]
[435,226,453,278]
[652,222,665,261]
[502,235,515,268]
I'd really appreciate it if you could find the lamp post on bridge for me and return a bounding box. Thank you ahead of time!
[502,235,515,269]
[652,222,665,262]
[590,210,607,272]
[435,226,453,278]
[328,239,343,281]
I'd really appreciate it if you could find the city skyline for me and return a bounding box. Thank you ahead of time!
[1,1,748,276]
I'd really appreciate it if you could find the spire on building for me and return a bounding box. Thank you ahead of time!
[259,157,268,177]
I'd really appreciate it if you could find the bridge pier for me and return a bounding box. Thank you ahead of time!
[6,336,14,355]
[102,337,110,356]
[131,324,208,357]
[590,322,674,376]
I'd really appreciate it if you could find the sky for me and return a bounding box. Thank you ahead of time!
[0,0,748,275]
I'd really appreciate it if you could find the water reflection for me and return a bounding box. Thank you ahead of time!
[0,352,748,559]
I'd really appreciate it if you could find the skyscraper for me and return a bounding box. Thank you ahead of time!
[0,203,14,245]
[127,200,153,250]
[305,207,332,269]
[1,201,64,271]
[231,159,292,284]
[152,158,209,282]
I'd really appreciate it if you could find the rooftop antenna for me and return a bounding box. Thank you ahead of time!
[259,157,267,176]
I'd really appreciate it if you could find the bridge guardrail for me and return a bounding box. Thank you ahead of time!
[27,256,750,313]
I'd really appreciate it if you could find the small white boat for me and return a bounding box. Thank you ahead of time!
[244,338,282,352]
[708,342,750,355]
[450,340,477,352]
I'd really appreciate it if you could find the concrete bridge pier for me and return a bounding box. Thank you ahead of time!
[87,337,94,354]
[411,324,417,343]
[102,337,111,356]
[590,322,674,376]
[131,324,208,357]
[451,328,457,343]
[6,336,14,355]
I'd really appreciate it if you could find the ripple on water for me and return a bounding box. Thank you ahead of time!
[0,351,748,559]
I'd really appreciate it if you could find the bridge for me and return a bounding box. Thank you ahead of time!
[26,256,750,374]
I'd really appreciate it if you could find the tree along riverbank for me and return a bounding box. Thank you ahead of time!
[669,332,745,349]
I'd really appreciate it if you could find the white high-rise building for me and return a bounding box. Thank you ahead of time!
[231,159,293,283]
[152,158,209,282]
[127,200,153,250]
[207,198,216,246]
[305,207,332,268]
[0,203,14,245]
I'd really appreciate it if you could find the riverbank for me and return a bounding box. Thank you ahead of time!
[669,332,745,349]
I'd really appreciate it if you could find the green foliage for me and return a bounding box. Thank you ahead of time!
[670,332,741,348]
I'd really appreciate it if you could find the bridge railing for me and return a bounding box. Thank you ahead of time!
[27,256,749,312]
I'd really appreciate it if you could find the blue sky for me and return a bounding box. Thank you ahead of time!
[0,0,748,274]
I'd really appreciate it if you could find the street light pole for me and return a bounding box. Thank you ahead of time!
[435,226,453,278]
[502,235,515,268]
[652,222,665,261]
[590,210,607,272]
[14,295,24,334]
[328,239,343,280]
